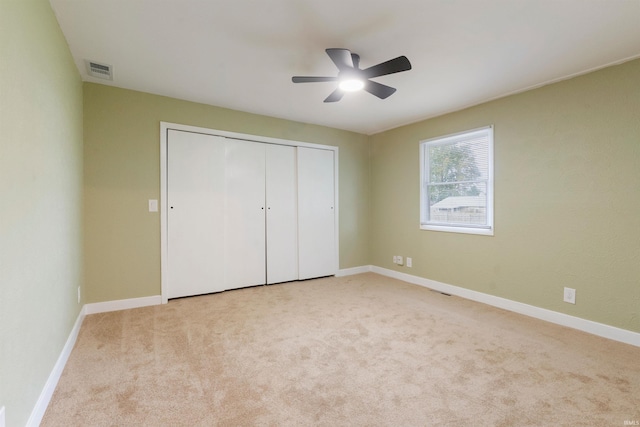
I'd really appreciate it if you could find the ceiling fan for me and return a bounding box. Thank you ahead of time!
[292,48,412,103]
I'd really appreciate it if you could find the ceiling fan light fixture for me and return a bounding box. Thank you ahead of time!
[339,78,365,92]
[292,49,412,102]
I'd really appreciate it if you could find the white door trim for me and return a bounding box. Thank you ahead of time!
[160,122,339,304]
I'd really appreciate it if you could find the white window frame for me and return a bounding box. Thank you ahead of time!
[420,125,494,236]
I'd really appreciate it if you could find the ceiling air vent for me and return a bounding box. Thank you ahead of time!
[85,60,113,80]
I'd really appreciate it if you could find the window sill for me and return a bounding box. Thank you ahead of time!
[420,223,494,236]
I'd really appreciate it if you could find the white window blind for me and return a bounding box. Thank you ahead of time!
[420,126,493,235]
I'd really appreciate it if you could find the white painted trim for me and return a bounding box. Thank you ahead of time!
[336,265,373,277]
[0,406,5,427]
[160,122,340,303]
[419,223,494,236]
[371,266,640,348]
[160,122,337,151]
[160,125,169,304]
[26,311,85,427]
[333,150,340,278]
[83,295,162,315]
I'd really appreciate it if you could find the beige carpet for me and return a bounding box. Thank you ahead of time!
[42,273,639,426]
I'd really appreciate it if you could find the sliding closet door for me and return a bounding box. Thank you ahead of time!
[265,144,298,284]
[297,147,336,279]
[167,130,226,298]
[224,140,267,288]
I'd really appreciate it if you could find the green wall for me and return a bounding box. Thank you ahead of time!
[369,59,640,333]
[0,0,84,425]
[83,83,370,303]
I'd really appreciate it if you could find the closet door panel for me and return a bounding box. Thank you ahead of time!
[167,130,226,298]
[266,144,298,284]
[297,147,336,279]
[224,140,266,289]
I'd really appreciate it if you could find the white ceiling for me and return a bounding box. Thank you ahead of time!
[49,0,640,135]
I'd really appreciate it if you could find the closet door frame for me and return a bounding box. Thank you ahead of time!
[160,122,339,304]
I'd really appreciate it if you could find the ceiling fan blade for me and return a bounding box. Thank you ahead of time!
[292,76,338,83]
[324,88,345,103]
[326,48,354,71]
[364,80,397,99]
[361,56,412,79]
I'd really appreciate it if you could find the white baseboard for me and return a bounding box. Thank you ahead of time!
[336,265,373,277]
[26,296,162,424]
[26,310,85,427]
[83,295,162,315]
[371,266,640,348]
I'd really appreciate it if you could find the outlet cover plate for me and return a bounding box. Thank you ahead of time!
[563,287,576,304]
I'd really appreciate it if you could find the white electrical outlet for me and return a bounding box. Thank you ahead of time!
[393,255,404,265]
[563,287,576,304]
[406,257,412,267]
[148,199,158,212]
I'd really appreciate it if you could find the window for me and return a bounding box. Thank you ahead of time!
[420,126,493,235]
